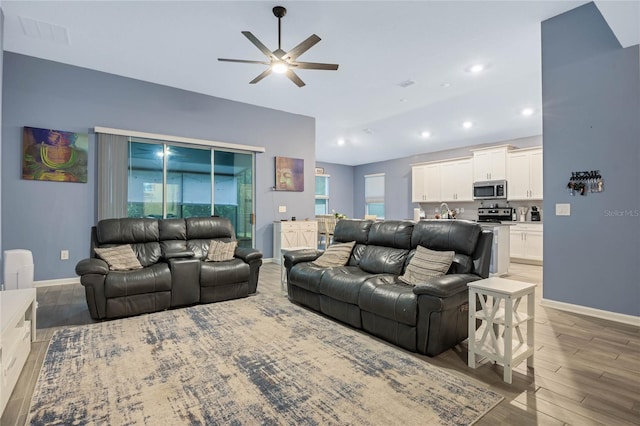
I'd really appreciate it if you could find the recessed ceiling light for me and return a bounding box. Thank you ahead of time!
[421,131,431,138]
[462,121,474,129]
[468,64,485,73]
[337,138,345,146]
[440,82,451,88]
[520,108,535,116]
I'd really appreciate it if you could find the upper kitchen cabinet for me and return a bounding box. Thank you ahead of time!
[471,145,513,182]
[411,163,441,203]
[507,148,543,200]
[440,158,473,202]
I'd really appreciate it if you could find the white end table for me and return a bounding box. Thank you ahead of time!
[467,277,536,383]
[1,288,37,415]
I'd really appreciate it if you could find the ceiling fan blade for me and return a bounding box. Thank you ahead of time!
[249,68,272,84]
[293,61,339,70]
[283,34,321,61]
[218,58,271,65]
[286,69,306,87]
[242,31,276,60]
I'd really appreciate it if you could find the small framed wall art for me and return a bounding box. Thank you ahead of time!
[22,126,89,183]
[315,167,324,175]
[275,156,304,191]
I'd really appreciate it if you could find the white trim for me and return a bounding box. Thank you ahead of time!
[364,172,385,178]
[34,277,81,288]
[94,126,265,153]
[541,298,640,327]
[264,257,278,264]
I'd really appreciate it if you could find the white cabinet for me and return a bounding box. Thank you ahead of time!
[273,220,318,264]
[440,158,473,202]
[507,148,543,200]
[472,145,511,182]
[510,223,543,262]
[1,288,37,416]
[411,163,441,202]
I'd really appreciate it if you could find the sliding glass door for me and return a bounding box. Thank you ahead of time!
[127,140,253,246]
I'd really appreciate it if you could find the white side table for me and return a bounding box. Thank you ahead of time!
[1,288,37,415]
[467,277,536,383]
[280,247,311,295]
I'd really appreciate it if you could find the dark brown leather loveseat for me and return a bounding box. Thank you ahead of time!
[76,217,262,320]
[284,219,492,356]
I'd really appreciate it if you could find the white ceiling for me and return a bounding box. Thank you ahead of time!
[2,1,639,166]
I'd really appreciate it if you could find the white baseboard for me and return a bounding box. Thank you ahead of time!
[34,277,81,288]
[541,298,640,327]
[264,258,278,264]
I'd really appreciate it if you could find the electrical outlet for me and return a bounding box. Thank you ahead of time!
[460,207,465,213]
[555,203,571,216]
[278,205,287,213]
[60,250,69,260]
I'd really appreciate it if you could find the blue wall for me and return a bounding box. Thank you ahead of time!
[1,53,316,280]
[316,161,354,219]
[542,3,640,316]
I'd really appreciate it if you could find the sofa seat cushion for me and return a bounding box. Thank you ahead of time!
[104,263,172,298]
[200,259,249,287]
[319,267,376,304]
[289,263,327,293]
[359,276,418,327]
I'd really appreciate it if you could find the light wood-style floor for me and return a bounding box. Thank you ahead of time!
[2,262,639,426]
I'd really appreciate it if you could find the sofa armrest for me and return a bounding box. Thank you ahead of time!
[75,258,109,276]
[412,274,482,298]
[283,249,322,269]
[234,247,263,263]
[161,250,194,261]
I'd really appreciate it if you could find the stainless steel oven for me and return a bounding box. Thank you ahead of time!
[473,180,507,200]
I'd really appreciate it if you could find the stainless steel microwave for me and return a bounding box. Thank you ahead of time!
[473,180,507,200]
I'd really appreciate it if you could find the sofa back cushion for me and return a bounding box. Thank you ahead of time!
[358,246,410,275]
[355,221,414,275]
[159,219,188,254]
[367,220,414,249]
[333,220,372,245]
[185,217,235,259]
[409,220,481,275]
[95,218,161,267]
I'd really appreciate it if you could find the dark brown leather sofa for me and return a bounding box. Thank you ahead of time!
[76,217,262,320]
[284,219,492,356]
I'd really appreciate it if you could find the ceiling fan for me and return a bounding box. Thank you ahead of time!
[218,6,339,87]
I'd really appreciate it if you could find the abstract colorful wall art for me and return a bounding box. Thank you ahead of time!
[22,126,89,183]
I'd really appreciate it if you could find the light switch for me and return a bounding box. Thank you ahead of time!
[278,205,287,213]
[555,203,571,216]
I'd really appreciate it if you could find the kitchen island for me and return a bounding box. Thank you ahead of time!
[477,222,513,277]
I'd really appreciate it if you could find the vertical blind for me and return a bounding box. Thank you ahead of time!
[97,133,129,220]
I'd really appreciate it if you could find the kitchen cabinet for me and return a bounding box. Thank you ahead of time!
[472,145,511,182]
[411,163,441,202]
[507,148,543,200]
[510,223,543,262]
[440,158,473,202]
[273,220,318,264]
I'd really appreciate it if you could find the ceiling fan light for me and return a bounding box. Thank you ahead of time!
[272,62,289,74]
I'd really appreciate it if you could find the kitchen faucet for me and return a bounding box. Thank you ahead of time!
[440,202,451,219]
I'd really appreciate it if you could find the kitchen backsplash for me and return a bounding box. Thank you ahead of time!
[418,199,542,222]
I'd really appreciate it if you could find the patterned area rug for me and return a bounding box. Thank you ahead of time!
[28,294,502,425]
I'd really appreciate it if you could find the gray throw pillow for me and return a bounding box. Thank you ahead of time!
[399,245,454,285]
[94,245,143,271]
[206,240,237,262]
[311,241,356,268]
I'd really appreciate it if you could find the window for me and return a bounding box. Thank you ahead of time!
[364,173,385,219]
[315,174,330,215]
